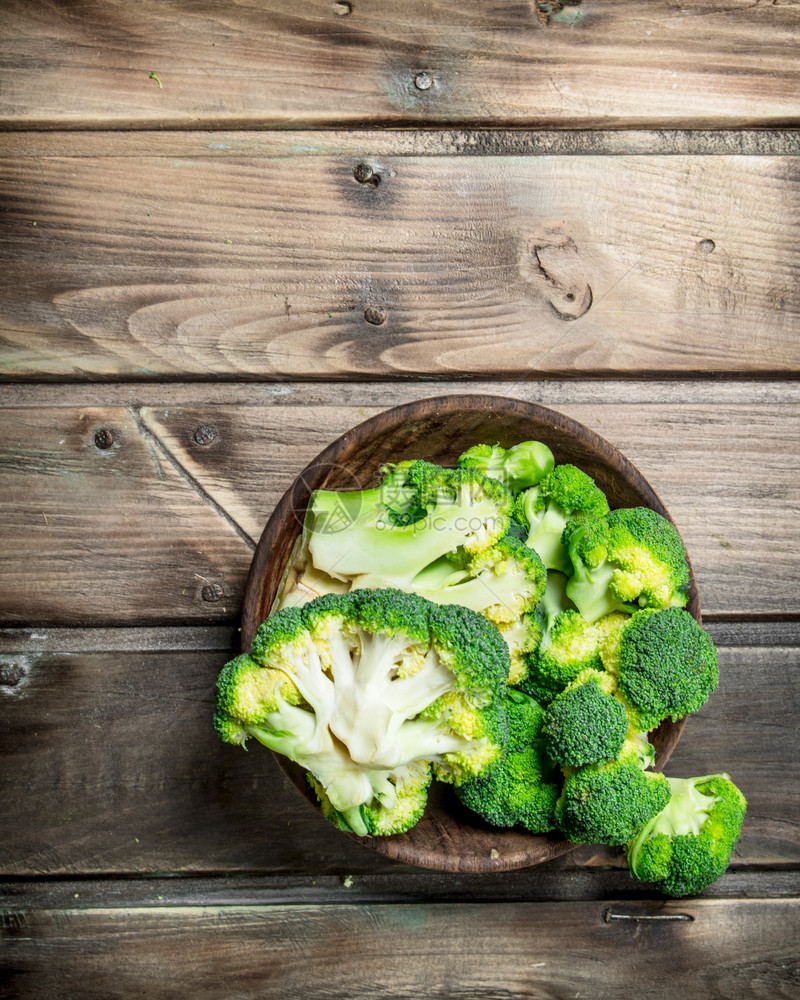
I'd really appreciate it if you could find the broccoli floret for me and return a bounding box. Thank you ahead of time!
[626,774,747,897]
[306,460,513,588]
[455,690,560,833]
[496,612,544,685]
[601,607,719,732]
[457,440,555,494]
[214,589,511,836]
[411,534,546,628]
[519,608,604,703]
[515,465,610,573]
[555,736,671,845]
[542,668,630,767]
[564,507,690,624]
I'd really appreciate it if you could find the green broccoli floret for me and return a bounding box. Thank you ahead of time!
[496,612,544,685]
[457,440,555,494]
[306,460,513,588]
[411,534,546,628]
[563,507,690,624]
[555,736,671,844]
[601,607,719,732]
[542,668,630,767]
[455,690,560,833]
[518,608,604,704]
[515,465,610,573]
[626,774,747,897]
[214,589,511,836]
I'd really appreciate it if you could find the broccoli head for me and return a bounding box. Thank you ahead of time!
[601,607,719,732]
[455,690,560,833]
[457,440,555,494]
[515,465,610,573]
[306,461,513,590]
[555,736,671,845]
[214,589,511,836]
[542,668,630,767]
[563,507,690,624]
[626,774,747,897]
[518,608,604,704]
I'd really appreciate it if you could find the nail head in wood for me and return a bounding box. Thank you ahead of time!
[94,429,114,450]
[0,661,26,687]
[697,238,716,254]
[201,582,225,603]
[364,307,386,326]
[193,424,217,446]
[353,163,374,184]
[414,72,433,91]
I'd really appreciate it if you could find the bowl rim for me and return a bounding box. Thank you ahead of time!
[240,394,697,872]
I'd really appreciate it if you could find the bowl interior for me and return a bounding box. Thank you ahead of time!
[241,395,696,873]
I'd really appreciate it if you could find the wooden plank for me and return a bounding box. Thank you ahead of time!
[2,900,798,999]
[1,148,798,380]
[1,396,798,623]
[4,869,800,910]
[0,406,254,625]
[1,2,799,129]
[0,642,796,877]
[3,130,799,160]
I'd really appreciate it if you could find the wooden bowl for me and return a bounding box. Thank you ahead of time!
[241,395,698,873]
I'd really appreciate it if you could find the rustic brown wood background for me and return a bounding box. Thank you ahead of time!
[1,2,799,997]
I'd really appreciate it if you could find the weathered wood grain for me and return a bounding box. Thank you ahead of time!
[1,396,798,623]
[5,869,800,911]
[0,406,254,625]
[2,149,798,379]
[0,641,796,877]
[3,130,800,161]
[1,1,799,129]
[2,900,798,1000]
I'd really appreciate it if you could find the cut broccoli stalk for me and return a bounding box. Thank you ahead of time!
[306,461,512,588]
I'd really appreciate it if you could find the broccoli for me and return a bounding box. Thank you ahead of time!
[554,735,671,845]
[214,589,510,836]
[563,507,690,624]
[601,607,719,733]
[495,612,544,685]
[515,465,610,573]
[542,668,630,767]
[457,440,555,494]
[455,690,560,833]
[306,460,513,588]
[518,608,604,704]
[411,534,546,628]
[626,774,747,897]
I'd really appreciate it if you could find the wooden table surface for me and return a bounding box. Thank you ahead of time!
[1,3,799,997]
